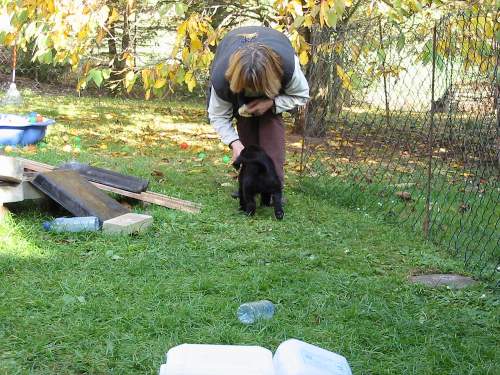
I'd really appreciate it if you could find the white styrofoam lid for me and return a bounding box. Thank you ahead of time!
[166,344,274,375]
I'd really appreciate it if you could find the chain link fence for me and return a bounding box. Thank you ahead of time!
[1,8,497,282]
[0,46,74,94]
[299,8,499,282]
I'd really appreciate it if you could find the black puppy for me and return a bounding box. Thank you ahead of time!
[233,145,284,220]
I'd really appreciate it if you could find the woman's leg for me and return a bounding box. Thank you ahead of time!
[258,111,285,185]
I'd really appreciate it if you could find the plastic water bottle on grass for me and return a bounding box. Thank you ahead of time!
[237,300,275,324]
[43,217,100,233]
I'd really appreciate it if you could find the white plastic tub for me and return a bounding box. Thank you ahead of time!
[161,344,274,375]
[273,339,352,375]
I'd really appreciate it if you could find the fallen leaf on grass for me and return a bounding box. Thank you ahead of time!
[458,203,470,213]
[105,249,123,260]
[76,296,86,304]
[395,191,412,201]
[151,170,165,178]
[54,238,76,244]
[62,294,86,305]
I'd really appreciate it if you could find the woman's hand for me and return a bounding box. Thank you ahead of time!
[230,140,244,162]
[246,98,274,116]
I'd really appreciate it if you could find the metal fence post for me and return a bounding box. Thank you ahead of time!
[378,18,391,126]
[424,23,438,238]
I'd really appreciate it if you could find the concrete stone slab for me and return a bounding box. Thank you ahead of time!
[0,180,46,203]
[0,156,23,183]
[22,181,46,200]
[409,274,477,289]
[103,213,153,235]
[0,181,24,203]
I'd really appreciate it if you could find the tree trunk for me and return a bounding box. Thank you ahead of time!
[300,27,342,138]
[294,0,363,137]
[107,21,123,84]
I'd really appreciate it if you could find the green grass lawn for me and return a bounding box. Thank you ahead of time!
[0,93,498,374]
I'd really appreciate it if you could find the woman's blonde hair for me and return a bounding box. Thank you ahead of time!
[225,43,283,99]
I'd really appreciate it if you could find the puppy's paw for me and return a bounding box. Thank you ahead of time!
[245,208,256,216]
[275,210,284,220]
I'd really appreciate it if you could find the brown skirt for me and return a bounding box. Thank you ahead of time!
[236,111,285,185]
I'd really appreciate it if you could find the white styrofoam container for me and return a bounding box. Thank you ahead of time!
[163,344,274,375]
[159,363,168,375]
[273,339,352,375]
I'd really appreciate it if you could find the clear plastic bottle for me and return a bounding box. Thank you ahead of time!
[237,300,275,324]
[42,217,100,233]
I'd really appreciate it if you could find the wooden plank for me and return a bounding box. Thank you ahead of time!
[91,182,201,213]
[18,158,201,213]
[17,158,54,172]
[32,170,130,222]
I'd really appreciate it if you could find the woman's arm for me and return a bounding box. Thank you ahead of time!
[208,87,239,145]
[273,55,310,113]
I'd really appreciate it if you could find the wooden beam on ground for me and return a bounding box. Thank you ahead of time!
[18,157,201,214]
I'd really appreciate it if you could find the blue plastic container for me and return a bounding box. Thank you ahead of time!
[0,113,55,146]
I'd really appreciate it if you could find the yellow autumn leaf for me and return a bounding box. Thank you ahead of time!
[154,78,167,89]
[96,28,106,45]
[201,51,214,67]
[207,31,218,46]
[77,26,89,40]
[46,0,55,13]
[304,14,313,28]
[299,50,309,65]
[182,47,190,63]
[305,0,315,8]
[178,21,188,37]
[70,54,79,66]
[142,69,151,88]
[76,78,86,91]
[185,71,196,92]
[83,61,91,75]
[319,0,328,27]
[4,33,15,46]
[125,53,134,68]
[190,37,202,51]
[54,51,67,63]
[336,65,352,91]
[108,8,120,25]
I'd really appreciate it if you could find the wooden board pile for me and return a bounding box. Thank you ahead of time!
[1,156,201,234]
